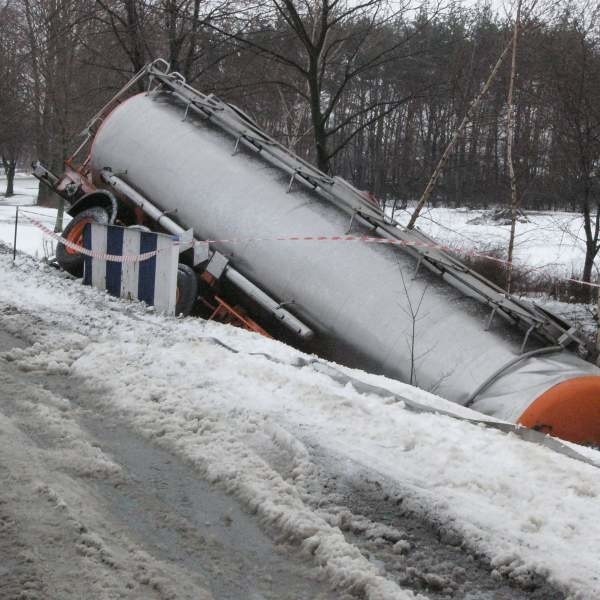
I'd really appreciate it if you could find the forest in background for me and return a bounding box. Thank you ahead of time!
[1,0,600,277]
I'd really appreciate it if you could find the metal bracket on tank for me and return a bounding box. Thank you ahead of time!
[276,300,296,310]
[558,326,580,347]
[287,171,297,193]
[206,252,229,280]
[160,208,178,218]
[412,257,422,280]
[345,211,357,235]
[485,308,497,331]
[233,136,242,156]
[182,100,193,122]
[520,324,536,354]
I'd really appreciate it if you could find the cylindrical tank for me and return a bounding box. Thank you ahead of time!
[89,91,600,445]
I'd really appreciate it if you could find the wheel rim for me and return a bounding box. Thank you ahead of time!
[65,219,92,255]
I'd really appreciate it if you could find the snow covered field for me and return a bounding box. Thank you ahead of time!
[1,248,600,599]
[0,172,38,202]
[394,205,597,280]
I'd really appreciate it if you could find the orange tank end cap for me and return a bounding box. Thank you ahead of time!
[518,376,600,446]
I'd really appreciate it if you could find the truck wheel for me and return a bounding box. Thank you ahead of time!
[56,207,109,277]
[176,264,198,316]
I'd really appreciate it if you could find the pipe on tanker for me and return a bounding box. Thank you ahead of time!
[101,170,187,235]
[101,171,313,340]
[222,268,313,339]
[89,90,600,446]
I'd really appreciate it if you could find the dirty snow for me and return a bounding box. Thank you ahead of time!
[1,175,600,597]
[1,250,599,599]
[0,361,215,600]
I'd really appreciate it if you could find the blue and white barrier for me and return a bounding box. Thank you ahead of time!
[82,223,179,314]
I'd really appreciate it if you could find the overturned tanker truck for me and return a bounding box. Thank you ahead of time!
[34,59,600,446]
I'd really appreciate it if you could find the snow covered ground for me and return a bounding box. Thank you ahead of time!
[2,175,600,598]
[0,174,69,259]
[0,172,39,203]
[1,248,600,599]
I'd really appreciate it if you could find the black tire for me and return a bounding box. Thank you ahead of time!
[56,207,110,277]
[175,264,198,316]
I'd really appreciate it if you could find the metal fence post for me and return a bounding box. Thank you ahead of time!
[12,206,19,262]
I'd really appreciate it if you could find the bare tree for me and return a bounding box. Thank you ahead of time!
[208,0,443,173]
[505,0,523,292]
[398,268,429,386]
[94,0,151,76]
[22,0,104,217]
[158,0,235,79]
[544,7,600,283]
[0,0,30,197]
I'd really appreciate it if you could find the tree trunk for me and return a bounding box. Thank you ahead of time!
[580,192,599,283]
[54,199,65,232]
[308,63,329,173]
[582,243,596,284]
[2,158,16,197]
[506,0,522,293]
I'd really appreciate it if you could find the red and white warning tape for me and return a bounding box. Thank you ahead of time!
[564,277,600,290]
[20,212,168,263]
[19,210,600,289]
[197,234,512,266]
[195,235,599,290]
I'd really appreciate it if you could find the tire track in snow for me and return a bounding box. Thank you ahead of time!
[0,333,345,600]
[0,362,207,600]
[32,361,567,600]
[56,379,345,600]
[0,312,575,600]
[297,442,566,600]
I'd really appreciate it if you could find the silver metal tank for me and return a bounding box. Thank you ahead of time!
[89,91,600,445]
